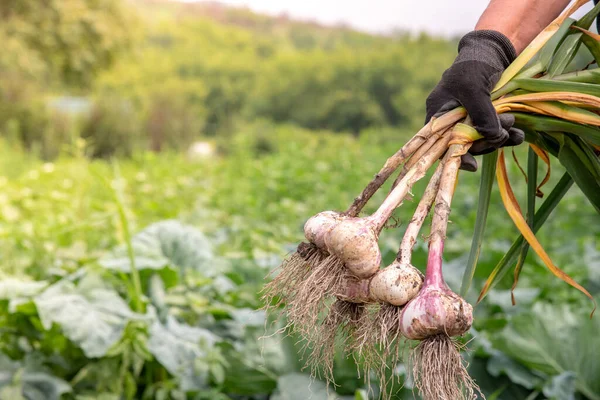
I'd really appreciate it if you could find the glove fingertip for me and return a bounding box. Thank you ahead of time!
[513,127,525,141]
[498,113,516,128]
[460,153,478,172]
[503,127,525,147]
[469,107,508,147]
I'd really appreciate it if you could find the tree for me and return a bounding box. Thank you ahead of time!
[0,0,137,88]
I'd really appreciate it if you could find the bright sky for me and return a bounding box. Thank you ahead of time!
[193,0,594,37]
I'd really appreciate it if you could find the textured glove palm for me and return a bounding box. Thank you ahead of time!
[425,30,525,171]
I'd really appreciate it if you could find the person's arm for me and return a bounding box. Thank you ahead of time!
[425,0,576,171]
[475,0,572,54]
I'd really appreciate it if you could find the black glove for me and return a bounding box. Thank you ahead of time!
[425,30,524,171]
[460,113,525,171]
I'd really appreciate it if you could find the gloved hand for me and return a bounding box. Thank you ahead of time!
[425,30,525,171]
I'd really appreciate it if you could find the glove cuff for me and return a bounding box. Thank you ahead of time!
[457,30,517,70]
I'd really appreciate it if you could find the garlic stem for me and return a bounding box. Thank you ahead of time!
[345,109,463,218]
[369,134,452,231]
[398,161,444,265]
[425,141,471,287]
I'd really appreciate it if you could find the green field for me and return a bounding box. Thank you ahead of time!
[1,0,600,399]
[1,123,599,399]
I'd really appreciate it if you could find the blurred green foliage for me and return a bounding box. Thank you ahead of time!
[0,0,138,158]
[0,0,137,86]
[0,125,598,399]
[0,0,455,158]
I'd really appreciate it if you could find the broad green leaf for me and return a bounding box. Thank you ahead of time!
[497,303,600,400]
[20,373,72,400]
[543,372,577,400]
[220,341,279,396]
[34,279,141,358]
[147,314,219,392]
[270,373,337,400]
[461,152,497,297]
[223,308,266,338]
[6,298,36,314]
[466,357,534,400]
[221,359,278,395]
[0,279,47,300]
[0,386,24,400]
[0,354,71,400]
[485,288,541,313]
[487,352,543,390]
[100,220,221,277]
[221,308,294,396]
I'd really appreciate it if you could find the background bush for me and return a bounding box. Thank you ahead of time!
[0,0,456,157]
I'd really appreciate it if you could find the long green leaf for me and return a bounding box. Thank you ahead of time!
[550,67,600,83]
[527,147,539,216]
[491,62,544,100]
[511,78,600,97]
[478,172,574,301]
[491,19,574,100]
[495,150,594,308]
[575,1,600,31]
[460,152,498,297]
[568,135,600,180]
[522,127,560,157]
[91,164,145,313]
[551,133,600,214]
[513,113,600,146]
[579,32,600,66]
[110,162,145,313]
[538,18,577,69]
[547,34,584,77]
[577,134,600,179]
[523,100,600,126]
[547,2,600,77]
[511,147,538,304]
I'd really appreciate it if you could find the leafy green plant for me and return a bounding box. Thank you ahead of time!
[0,82,598,399]
[497,303,600,400]
[0,219,286,398]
